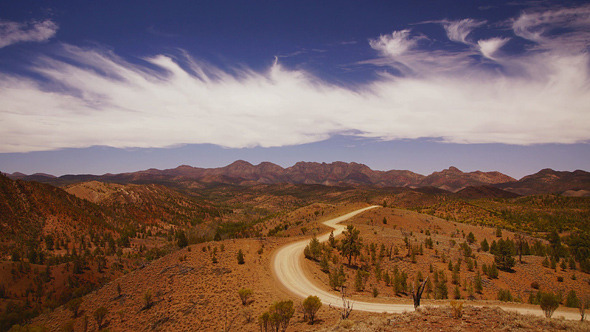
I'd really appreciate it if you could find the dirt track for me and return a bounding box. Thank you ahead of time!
[271,205,581,320]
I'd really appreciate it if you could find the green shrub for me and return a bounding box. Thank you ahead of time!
[302,296,322,325]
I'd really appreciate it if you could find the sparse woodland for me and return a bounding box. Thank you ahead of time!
[1,171,589,331]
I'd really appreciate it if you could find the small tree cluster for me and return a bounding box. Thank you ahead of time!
[258,300,294,332]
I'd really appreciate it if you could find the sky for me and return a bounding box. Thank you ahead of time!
[0,0,589,178]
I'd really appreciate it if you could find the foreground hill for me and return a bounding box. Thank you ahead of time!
[64,181,219,225]
[26,206,589,331]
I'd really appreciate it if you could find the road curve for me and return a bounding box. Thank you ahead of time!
[272,205,581,320]
[272,205,413,313]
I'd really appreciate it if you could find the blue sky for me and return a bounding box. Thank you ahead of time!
[0,1,589,178]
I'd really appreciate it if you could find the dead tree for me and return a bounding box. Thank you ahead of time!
[411,276,429,309]
[329,286,353,320]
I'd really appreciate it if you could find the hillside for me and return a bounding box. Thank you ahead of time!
[25,205,590,331]
[497,169,590,195]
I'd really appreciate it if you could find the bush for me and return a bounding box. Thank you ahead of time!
[66,297,83,318]
[94,306,108,329]
[237,249,245,264]
[260,300,294,332]
[539,292,560,318]
[450,301,463,319]
[566,290,580,308]
[530,281,540,289]
[143,289,153,310]
[302,295,322,325]
[497,289,513,302]
[238,288,253,305]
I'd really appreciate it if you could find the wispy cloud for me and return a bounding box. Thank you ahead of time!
[443,18,486,44]
[0,5,589,153]
[512,4,590,51]
[0,19,58,48]
[478,37,510,60]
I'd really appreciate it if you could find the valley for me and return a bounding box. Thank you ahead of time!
[0,162,589,331]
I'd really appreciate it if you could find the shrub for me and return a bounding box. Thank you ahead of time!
[302,295,322,325]
[450,301,463,318]
[372,287,379,298]
[530,281,540,289]
[143,289,153,310]
[94,306,108,329]
[497,289,512,302]
[260,300,294,332]
[66,297,83,318]
[238,288,253,305]
[237,249,245,264]
[566,290,580,308]
[539,292,560,318]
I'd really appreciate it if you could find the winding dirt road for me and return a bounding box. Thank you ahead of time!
[271,205,580,320]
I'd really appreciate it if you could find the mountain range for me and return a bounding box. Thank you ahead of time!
[6,161,590,195]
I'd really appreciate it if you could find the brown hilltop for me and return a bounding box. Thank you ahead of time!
[497,168,590,195]
[418,166,515,192]
[64,181,218,225]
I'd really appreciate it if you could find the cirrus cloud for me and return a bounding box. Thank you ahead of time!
[0,19,58,48]
[0,6,589,153]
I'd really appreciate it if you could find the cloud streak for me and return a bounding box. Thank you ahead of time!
[0,6,589,153]
[0,19,58,48]
[443,18,486,44]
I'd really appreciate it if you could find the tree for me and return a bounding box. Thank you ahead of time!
[494,239,515,272]
[302,296,322,325]
[580,297,589,321]
[339,225,362,266]
[328,231,337,248]
[238,288,253,305]
[466,232,476,244]
[304,236,322,261]
[94,306,108,330]
[177,230,188,248]
[474,270,483,294]
[411,276,429,309]
[539,291,560,318]
[264,300,294,332]
[495,227,502,238]
[237,249,245,264]
[329,265,346,290]
[354,270,367,292]
[566,290,580,308]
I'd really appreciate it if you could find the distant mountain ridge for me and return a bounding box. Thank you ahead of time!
[6,161,589,195]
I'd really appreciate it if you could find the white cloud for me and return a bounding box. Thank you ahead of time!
[512,4,590,51]
[0,19,58,48]
[368,30,417,58]
[0,6,589,153]
[478,37,509,60]
[443,19,486,44]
